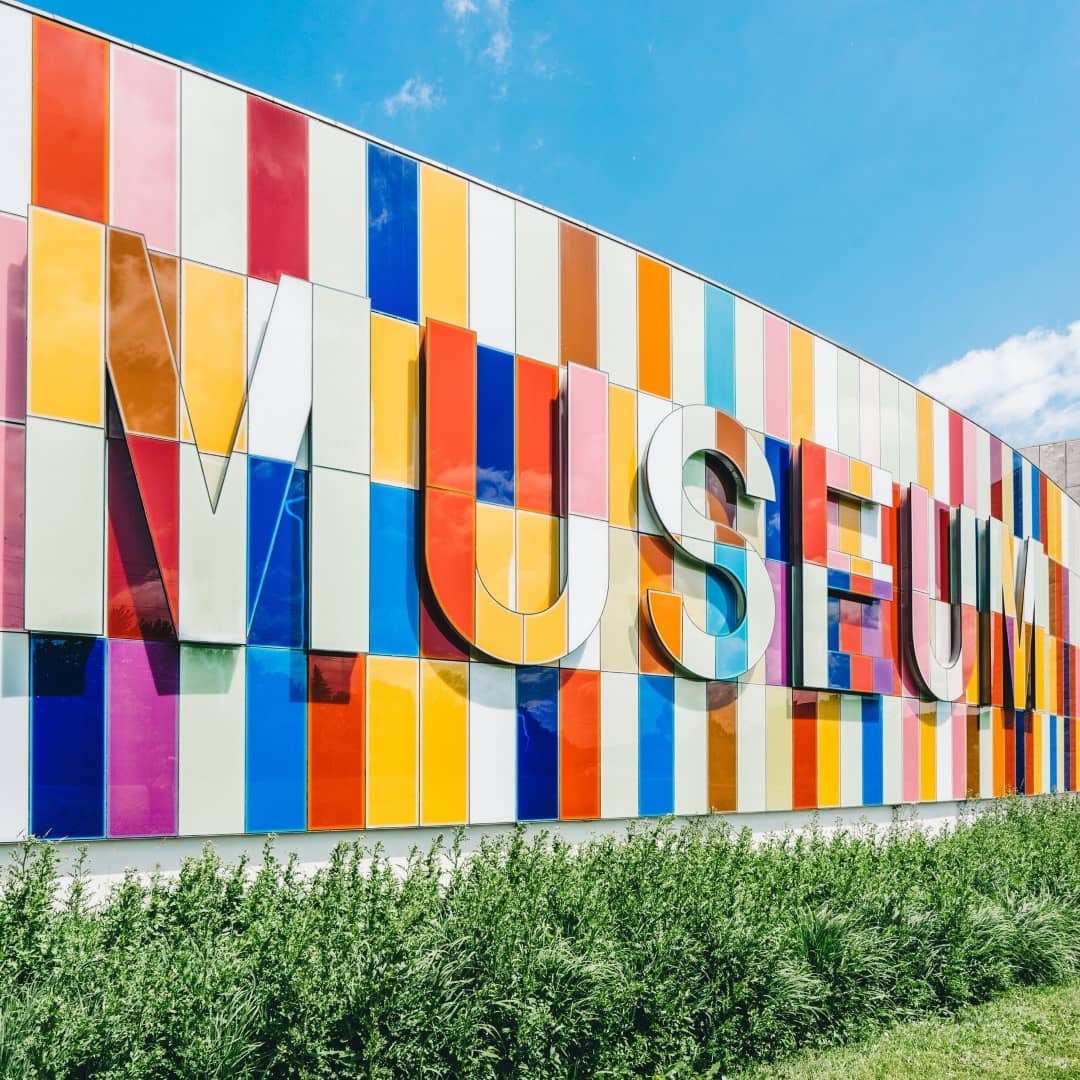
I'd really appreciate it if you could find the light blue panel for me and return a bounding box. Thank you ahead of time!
[367,145,418,322]
[369,483,420,656]
[245,647,307,833]
[705,285,735,414]
[638,674,674,816]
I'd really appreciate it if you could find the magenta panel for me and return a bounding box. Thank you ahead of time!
[0,214,27,423]
[107,639,178,837]
[0,422,24,629]
[110,49,179,253]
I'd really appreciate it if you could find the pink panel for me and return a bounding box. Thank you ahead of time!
[826,450,849,491]
[110,49,179,254]
[962,419,976,510]
[0,423,24,629]
[568,363,608,519]
[0,215,27,423]
[763,314,789,440]
[107,639,178,837]
[951,702,967,799]
[908,485,929,594]
[902,697,919,802]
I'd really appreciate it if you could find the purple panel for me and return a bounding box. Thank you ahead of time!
[0,215,27,423]
[765,558,788,684]
[107,639,178,837]
[873,657,895,695]
[871,577,892,600]
[0,422,24,630]
[861,601,883,657]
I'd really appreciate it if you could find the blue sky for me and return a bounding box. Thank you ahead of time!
[38,0,1080,443]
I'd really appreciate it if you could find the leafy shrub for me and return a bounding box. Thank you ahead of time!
[2,797,1080,1076]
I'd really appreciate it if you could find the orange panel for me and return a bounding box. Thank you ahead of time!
[707,681,738,811]
[33,19,109,223]
[308,653,365,830]
[559,669,600,819]
[425,321,476,494]
[637,255,670,398]
[647,589,682,664]
[559,221,597,368]
[638,534,673,675]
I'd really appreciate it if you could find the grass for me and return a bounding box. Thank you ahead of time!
[734,979,1080,1078]
[2,798,1080,1076]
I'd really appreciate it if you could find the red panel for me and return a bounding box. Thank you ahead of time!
[851,654,873,694]
[425,322,476,494]
[33,20,109,222]
[127,434,179,625]
[800,441,828,565]
[248,97,308,283]
[425,488,475,639]
[839,599,861,655]
[791,690,817,809]
[559,669,600,819]
[420,583,469,660]
[516,357,560,515]
[309,653,365,829]
[1003,708,1016,794]
[107,433,174,641]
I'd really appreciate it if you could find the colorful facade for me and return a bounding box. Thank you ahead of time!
[0,1,1075,843]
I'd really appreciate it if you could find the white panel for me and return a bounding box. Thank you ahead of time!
[25,418,104,634]
[514,203,558,365]
[567,514,609,650]
[0,7,31,217]
[246,279,275,378]
[308,120,366,295]
[180,72,246,273]
[600,670,638,818]
[468,662,517,823]
[179,443,247,643]
[468,184,515,353]
[839,694,863,807]
[836,350,860,458]
[878,371,900,476]
[597,237,637,389]
[178,644,245,836]
[561,624,600,670]
[670,270,705,405]
[736,682,767,812]
[637,392,673,535]
[812,338,838,451]
[313,287,370,473]
[881,695,903,806]
[935,701,952,801]
[734,298,764,432]
[800,564,828,687]
[859,362,880,466]
[932,400,950,503]
[311,468,369,653]
[897,382,918,486]
[674,679,707,815]
[0,633,28,841]
[247,277,313,462]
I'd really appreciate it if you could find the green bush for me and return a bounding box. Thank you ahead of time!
[2,797,1080,1077]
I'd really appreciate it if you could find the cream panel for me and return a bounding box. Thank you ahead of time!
[736,683,767,812]
[597,237,637,389]
[932,400,950,503]
[674,679,707,815]
[671,270,705,405]
[878,371,900,477]
[600,670,638,818]
[514,203,558,365]
[897,381,918,486]
[468,663,517,824]
[600,527,638,672]
[839,694,862,807]
[0,633,28,841]
[311,468,369,653]
[836,350,860,458]
[308,120,366,295]
[468,185,515,353]
[881,695,903,805]
[637,392,673,535]
[812,338,838,451]
[859,362,880,466]
[0,7,31,217]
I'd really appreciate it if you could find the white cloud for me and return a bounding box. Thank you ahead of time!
[446,0,512,70]
[444,0,478,18]
[333,71,345,90]
[484,27,511,67]
[382,77,445,117]
[918,321,1080,447]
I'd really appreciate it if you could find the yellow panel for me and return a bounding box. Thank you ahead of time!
[29,208,104,425]
[524,593,568,664]
[916,393,934,492]
[919,701,936,802]
[1048,486,1061,562]
[608,385,636,529]
[477,502,514,607]
[838,497,862,556]
[1034,629,1047,713]
[788,327,814,445]
[371,314,419,487]
[517,510,560,613]
[181,262,245,456]
[420,659,468,825]
[600,525,638,672]
[366,656,419,827]
[475,582,523,663]
[1000,444,1014,536]
[850,556,872,578]
[817,693,840,807]
[420,166,467,326]
[765,687,792,811]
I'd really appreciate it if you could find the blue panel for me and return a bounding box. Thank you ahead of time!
[248,457,307,648]
[638,674,674,816]
[861,695,883,805]
[369,483,420,656]
[707,543,744,635]
[827,568,851,593]
[1015,709,1026,793]
[367,145,418,322]
[827,596,840,649]
[764,437,791,562]
[30,636,105,839]
[1050,714,1058,793]
[516,667,558,820]
[476,345,515,506]
[705,285,735,414]
[1030,463,1041,542]
[246,647,307,833]
[1012,451,1023,539]
[827,651,851,690]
